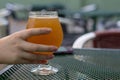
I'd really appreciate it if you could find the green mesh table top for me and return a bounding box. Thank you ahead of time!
[0,48,120,80]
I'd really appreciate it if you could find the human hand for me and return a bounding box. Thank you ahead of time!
[0,28,57,64]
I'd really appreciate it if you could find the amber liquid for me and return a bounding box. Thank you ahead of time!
[26,16,63,63]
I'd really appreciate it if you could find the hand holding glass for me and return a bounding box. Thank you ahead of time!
[26,11,63,75]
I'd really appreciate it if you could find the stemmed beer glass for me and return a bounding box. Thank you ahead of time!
[26,11,63,75]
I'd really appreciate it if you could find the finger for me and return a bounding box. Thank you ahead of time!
[15,28,52,39]
[30,60,48,64]
[21,60,47,64]
[20,51,54,61]
[12,58,32,64]
[20,41,58,52]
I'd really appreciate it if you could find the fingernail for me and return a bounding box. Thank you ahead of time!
[45,28,52,32]
[39,60,48,64]
[50,46,58,51]
[47,55,54,59]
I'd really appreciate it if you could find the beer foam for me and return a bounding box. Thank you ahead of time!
[29,15,58,18]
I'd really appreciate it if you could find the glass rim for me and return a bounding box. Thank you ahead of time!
[29,11,58,16]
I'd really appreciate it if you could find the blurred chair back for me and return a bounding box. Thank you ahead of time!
[93,29,120,49]
[72,29,120,49]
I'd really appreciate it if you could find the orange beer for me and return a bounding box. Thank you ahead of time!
[26,11,63,56]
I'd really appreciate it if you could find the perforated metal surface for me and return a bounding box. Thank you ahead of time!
[1,49,120,80]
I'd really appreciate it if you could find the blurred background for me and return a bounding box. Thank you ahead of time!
[0,0,120,47]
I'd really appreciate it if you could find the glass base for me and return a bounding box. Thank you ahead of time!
[31,64,58,75]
